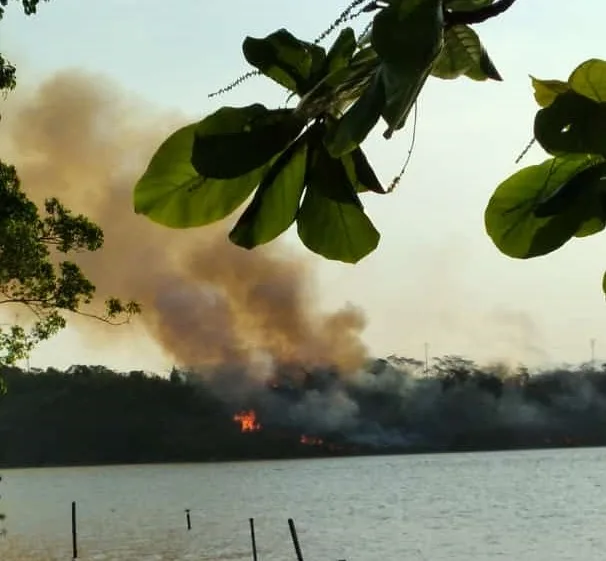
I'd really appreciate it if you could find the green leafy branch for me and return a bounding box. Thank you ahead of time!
[134,0,511,263]
[0,0,48,18]
[485,59,606,297]
[0,161,140,367]
[0,1,50,100]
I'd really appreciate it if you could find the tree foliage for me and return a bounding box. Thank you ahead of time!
[0,162,140,367]
[3,358,606,467]
[485,59,606,294]
[0,0,139,371]
[0,0,49,96]
[132,0,606,297]
[0,0,48,18]
[134,0,508,263]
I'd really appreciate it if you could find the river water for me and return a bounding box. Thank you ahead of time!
[1,448,606,561]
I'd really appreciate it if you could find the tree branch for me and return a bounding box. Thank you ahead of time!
[0,297,49,307]
[38,236,61,245]
[0,296,134,325]
[71,309,133,325]
[444,0,518,27]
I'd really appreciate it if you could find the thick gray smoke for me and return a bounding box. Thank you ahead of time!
[199,356,606,451]
[0,71,367,373]
[2,71,580,452]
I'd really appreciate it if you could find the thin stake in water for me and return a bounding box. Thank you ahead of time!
[288,518,304,561]
[249,517,258,561]
[71,501,78,560]
[185,509,192,531]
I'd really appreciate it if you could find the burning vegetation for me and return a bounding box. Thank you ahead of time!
[233,410,262,432]
[2,354,606,467]
[300,435,324,446]
[231,409,325,446]
[1,70,569,470]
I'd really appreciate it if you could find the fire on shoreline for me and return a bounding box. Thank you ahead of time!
[232,411,326,448]
[300,435,324,446]
[233,410,261,432]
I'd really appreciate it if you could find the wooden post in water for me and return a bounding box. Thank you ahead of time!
[288,518,304,561]
[71,501,78,560]
[249,518,258,561]
[185,509,192,531]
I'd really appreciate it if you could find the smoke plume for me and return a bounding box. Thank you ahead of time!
[223,356,606,451]
[0,70,367,373]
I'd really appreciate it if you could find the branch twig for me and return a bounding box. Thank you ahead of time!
[313,0,368,44]
[387,101,418,193]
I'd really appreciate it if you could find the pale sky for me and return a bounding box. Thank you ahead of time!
[3,0,606,371]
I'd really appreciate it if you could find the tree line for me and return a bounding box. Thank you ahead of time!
[2,358,606,467]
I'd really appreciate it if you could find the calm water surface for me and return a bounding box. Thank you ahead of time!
[2,448,606,560]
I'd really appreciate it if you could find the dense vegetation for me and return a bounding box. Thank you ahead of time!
[0,364,335,467]
[2,358,606,468]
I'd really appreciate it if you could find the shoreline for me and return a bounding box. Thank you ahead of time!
[1,441,600,470]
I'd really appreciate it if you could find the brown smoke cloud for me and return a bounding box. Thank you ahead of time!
[0,70,367,373]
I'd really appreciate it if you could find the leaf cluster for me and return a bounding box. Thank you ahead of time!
[0,0,48,19]
[484,59,606,295]
[134,0,509,263]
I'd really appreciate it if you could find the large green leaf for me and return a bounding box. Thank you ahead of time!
[372,0,444,138]
[464,47,502,81]
[529,59,606,110]
[324,72,385,158]
[568,59,606,103]
[372,0,443,68]
[431,25,501,81]
[534,161,606,238]
[191,104,304,179]
[351,46,380,67]
[134,124,263,228]
[342,148,386,194]
[326,28,357,74]
[530,76,570,108]
[308,43,328,91]
[534,91,606,157]
[378,65,427,138]
[297,151,380,263]
[229,136,308,249]
[242,29,326,95]
[485,155,603,259]
[310,145,361,205]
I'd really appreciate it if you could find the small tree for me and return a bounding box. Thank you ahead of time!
[0,162,140,366]
[0,0,139,369]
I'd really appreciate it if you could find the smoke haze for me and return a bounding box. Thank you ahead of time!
[1,71,604,456]
[0,70,551,376]
[1,70,367,373]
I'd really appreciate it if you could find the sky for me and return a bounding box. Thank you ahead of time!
[2,0,606,372]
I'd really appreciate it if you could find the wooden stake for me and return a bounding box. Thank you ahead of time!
[71,501,78,560]
[288,519,304,561]
[249,518,258,561]
[185,509,192,531]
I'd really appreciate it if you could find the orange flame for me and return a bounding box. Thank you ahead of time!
[300,435,324,446]
[233,410,262,432]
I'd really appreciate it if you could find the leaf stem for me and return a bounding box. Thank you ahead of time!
[388,102,418,193]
